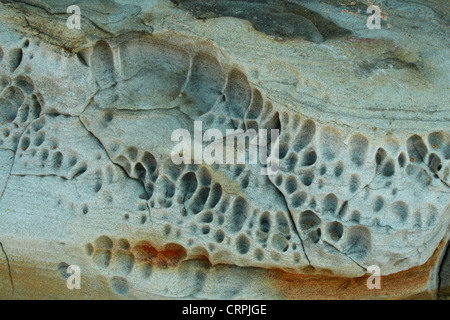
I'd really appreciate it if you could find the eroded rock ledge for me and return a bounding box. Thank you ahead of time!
[0,0,448,299]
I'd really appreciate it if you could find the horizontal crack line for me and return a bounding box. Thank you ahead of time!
[0,241,14,294]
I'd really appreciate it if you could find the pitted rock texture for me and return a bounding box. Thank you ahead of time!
[439,243,450,299]
[0,0,448,299]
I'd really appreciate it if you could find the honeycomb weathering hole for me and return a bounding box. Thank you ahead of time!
[132,241,187,267]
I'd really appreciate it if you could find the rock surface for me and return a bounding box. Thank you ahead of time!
[0,0,448,299]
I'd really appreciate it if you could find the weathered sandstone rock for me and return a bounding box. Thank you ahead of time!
[0,0,448,299]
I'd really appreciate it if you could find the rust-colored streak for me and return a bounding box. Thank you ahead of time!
[132,241,187,268]
[267,239,446,300]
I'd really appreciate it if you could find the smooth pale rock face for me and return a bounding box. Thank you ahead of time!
[0,0,448,299]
